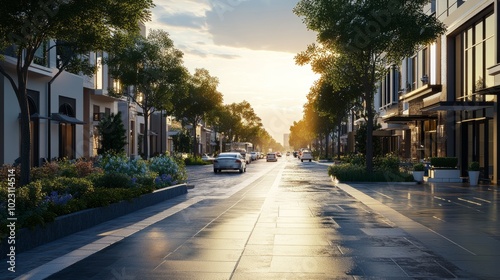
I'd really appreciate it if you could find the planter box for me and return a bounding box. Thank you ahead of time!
[412,171,425,182]
[0,184,187,255]
[427,169,462,183]
[468,171,480,186]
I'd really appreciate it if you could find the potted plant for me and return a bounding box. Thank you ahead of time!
[468,161,480,186]
[428,157,461,182]
[412,163,425,183]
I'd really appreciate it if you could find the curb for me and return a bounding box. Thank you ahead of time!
[1,184,187,255]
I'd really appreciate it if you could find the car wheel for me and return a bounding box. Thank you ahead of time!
[239,167,243,173]
[309,159,311,162]
[301,159,303,162]
[214,168,218,173]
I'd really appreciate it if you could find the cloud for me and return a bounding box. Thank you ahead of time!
[155,12,205,29]
[177,45,240,59]
[205,0,316,53]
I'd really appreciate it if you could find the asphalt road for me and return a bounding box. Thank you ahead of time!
[7,156,500,279]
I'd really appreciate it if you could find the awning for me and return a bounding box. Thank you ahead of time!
[474,85,500,95]
[399,84,442,102]
[51,113,86,125]
[421,101,494,112]
[18,113,52,120]
[383,114,437,123]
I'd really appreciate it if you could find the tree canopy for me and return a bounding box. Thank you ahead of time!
[294,0,446,171]
[107,29,188,159]
[0,0,154,185]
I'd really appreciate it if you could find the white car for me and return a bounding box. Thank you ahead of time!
[300,151,313,162]
[201,153,215,162]
[266,152,278,162]
[213,152,247,173]
[250,152,258,161]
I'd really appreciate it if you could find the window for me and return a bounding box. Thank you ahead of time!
[34,41,49,67]
[457,13,494,101]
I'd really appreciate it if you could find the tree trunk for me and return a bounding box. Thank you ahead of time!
[17,80,31,185]
[143,111,149,159]
[192,119,198,157]
[337,124,341,160]
[365,90,374,173]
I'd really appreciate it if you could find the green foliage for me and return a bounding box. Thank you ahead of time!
[374,153,400,173]
[107,29,188,158]
[355,122,382,156]
[184,155,209,166]
[31,161,60,180]
[328,163,413,182]
[343,153,366,166]
[149,154,187,183]
[83,188,146,208]
[468,161,480,171]
[41,177,94,198]
[92,172,134,189]
[97,112,127,155]
[172,129,192,153]
[413,163,425,171]
[16,181,45,212]
[98,153,147,177]
[430,157,458,168]
[1,0,155,186]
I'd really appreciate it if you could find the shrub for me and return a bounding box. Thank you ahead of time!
[83,187,145,208]
[328,163,413,182]
[133,172,157,190]
[150,154,187,183]
[98,153,147,177]
[184,155,208,165]
[413,163,425,171]
[468,161,480,171]
[74,159,102,177]
[16,181,45,212]
[430,157,458,168]
[92,172,133,189]
[344,154,365,166]
[31,161,59,180]
[374,153,400,173]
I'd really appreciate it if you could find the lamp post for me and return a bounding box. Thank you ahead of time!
[219,132,224,153]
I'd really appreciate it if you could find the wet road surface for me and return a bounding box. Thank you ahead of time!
[5,156,499,279]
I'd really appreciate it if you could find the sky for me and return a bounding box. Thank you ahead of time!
[147,0,319,145]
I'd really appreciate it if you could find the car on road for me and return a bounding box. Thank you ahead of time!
[300,151,313,162]
[250,152,258,161]
[201,153,215,162]
[266,152,278,162]
[213,152,247,173]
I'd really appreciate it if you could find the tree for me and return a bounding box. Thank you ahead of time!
[173,68,223,156]
[107,29,188,159]
[97,112,127,155]
[0,0,154,185]
[294,0,446,172]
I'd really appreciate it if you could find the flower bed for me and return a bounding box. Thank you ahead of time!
[0,153,187,245]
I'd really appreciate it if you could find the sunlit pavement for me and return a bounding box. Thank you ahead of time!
[5,157,499,279]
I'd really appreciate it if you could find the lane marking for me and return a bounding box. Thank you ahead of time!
[473,197,491,203]
[374,191,394,200]
[458,197,482,206]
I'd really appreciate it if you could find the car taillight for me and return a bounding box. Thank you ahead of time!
[235,159,241,163]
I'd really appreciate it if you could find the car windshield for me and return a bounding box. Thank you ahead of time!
[218,153,237,158]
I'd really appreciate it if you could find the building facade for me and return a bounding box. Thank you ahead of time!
[378,0,500,184]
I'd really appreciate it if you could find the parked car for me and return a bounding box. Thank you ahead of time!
[213,152,247,173]
[232,149,251,164]
[266,152,278,162]
[300,151,313,162]
[201,153,215,162]
[250,152,258,161]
